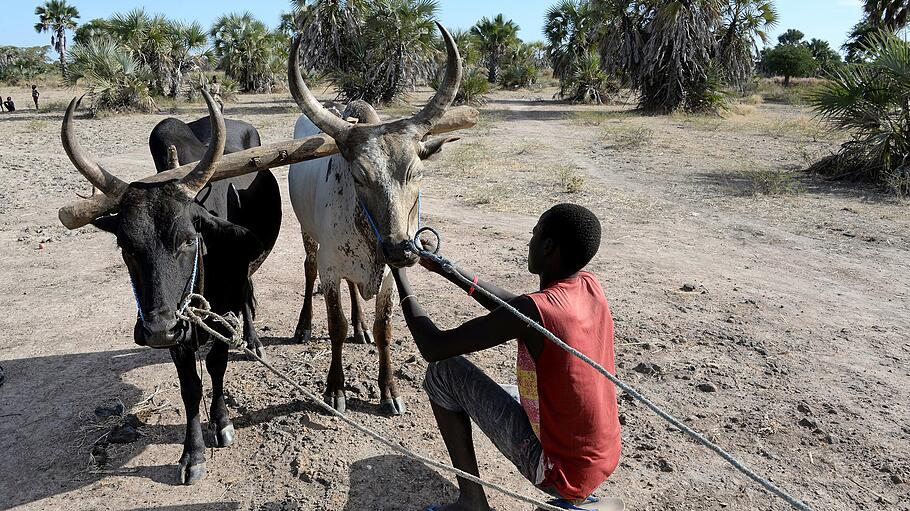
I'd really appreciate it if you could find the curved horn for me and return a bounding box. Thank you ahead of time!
[178,90,226,197]
[62,96,128,197]
[409,22,463,135]
[289,35,352,141]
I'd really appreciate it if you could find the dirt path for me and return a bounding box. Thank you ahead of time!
[1,88,908,511]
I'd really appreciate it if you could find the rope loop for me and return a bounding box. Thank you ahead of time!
[176,293,245,350]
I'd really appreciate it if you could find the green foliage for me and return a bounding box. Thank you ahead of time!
[294,0,438,104]
[763,44,817,85]
[498,43,542,89]
[807,38,843,75]
[684,63,733,113]
[65,37,156,113]
[809,32,910,194]
[0,45,53,83]
[776,28,804,45]
[716,0,779,84]
[431,65,490,105]
[211,12,287,93]
[559,50,617,104]
[545,0,601,83]
[471,14,521,83]
[34,0,80,72]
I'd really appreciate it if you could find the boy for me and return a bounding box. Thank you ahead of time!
[391,203,621,511]
[31,85,40,110]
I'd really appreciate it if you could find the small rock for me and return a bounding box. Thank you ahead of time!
[823,432,837,444]
[657,459,674,472]
[681,283,697,292]
[633,362,662,376]
[798,417,817,429]
[891,474,904,485]
[879,463,894,474]
[618,414,627,426]
[94,402,125,418]
[697,383,717,393]
[108,423,142,444]
[797,403,812,415]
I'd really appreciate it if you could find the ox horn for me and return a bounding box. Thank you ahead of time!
[407,22,462,136]
[62,96,128,197]
[178,90,226,197]
[289,35,352,142]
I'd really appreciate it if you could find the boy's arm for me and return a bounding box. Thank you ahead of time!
[392,268,543,362]
[420,258,518,312]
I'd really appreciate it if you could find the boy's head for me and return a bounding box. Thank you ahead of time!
[527,203,601,276]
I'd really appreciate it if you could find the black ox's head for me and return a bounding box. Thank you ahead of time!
[289,22,463,268]
[63,92,257,348]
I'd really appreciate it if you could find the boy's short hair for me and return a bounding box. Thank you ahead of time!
[539,203,601,273]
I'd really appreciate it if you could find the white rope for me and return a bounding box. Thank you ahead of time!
[176,292,568,511]
[410,238,813,511]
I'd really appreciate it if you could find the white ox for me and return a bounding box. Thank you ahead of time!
[287,23,462,415]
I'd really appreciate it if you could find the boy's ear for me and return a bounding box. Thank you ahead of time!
[91,214,121,234]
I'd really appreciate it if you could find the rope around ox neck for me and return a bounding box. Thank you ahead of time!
[406,230,813,511]
[176,291,569,511]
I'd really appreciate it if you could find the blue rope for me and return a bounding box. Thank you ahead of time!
[404,230,813,511]
[358,192,422,245]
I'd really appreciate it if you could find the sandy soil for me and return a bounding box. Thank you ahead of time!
[1,85,908,511]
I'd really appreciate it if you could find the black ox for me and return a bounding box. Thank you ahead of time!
[62,92,281,484]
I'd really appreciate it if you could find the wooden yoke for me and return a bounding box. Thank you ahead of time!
[58,105,479,229]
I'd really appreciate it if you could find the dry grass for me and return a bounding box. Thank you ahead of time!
[600,122,653,149]
[554,165,585,194]
[718,165,805,196]
[571,110,628,126]
[728,103,756,116]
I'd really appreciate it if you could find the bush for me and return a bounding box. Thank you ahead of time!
[432,66,490,106]
[498,62,537,89]
[66,37,156,114]
[684,64,732,114]
[808,32,910,195]
[558,51,618,104]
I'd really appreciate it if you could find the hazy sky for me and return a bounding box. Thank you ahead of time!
[6,0,865,53]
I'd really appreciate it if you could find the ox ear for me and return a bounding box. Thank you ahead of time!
[418,136,460,161]
[91,213,121,235]
[191,207,263,263]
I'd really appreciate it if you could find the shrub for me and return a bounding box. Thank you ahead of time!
[432,66,490,106]
[808,32,910,195]
[66,37,156,113]
[558,51,618,104]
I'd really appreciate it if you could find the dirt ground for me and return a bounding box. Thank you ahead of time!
[1,84,908,511]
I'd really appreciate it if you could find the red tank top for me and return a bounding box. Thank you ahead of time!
[517,272,621,499]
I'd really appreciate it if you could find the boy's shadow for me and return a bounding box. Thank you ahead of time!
[343,455,457,511]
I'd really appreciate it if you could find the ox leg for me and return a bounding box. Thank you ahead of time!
[242,298,266,360]
[293,234,318,343]
[324,281,348,413]
[206,340,235,448]
[170,345,206,485]
[375,273,405,416]
[348,280,373,345]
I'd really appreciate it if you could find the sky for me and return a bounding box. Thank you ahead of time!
[6,0,866,54]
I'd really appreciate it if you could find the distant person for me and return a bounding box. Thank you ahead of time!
[208,75,224,113]
[31,85,40,110]
[4,97,15,112]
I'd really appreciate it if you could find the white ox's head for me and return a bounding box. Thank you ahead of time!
[289,22,462,268]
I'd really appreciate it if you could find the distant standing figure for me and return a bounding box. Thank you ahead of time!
[208,75,224,113]
[4,97,15,112]
[31,85,40,110]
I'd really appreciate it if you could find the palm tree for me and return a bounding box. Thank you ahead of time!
[545,0,600,83]
[34,0,80,73]
[865,0,910,29]
[210,12,285,92]
[717,0,779,84]
[471,14,521,83]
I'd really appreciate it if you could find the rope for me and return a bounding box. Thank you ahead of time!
[406,230,813,511]
[175,292,568,511]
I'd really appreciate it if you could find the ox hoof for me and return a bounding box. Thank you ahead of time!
[379,397,406,416]
[294,330,312,344]
[213,424,235,448]
[323,393,346,414]
[352,331,373,345]
[177,459,206,485]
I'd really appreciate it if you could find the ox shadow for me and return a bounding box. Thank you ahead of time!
[343,455,457,511]
[0,344,306,509]
[123,504,241,511]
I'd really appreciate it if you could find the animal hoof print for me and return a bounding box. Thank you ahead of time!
[324,393,346,414]
[177,460,206,485]
[214,424,235,448]
[379,397,406,416]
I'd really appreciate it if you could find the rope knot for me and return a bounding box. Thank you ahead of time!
[177,293,245,350]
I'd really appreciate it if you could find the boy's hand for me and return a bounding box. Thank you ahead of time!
[418,256,444,274]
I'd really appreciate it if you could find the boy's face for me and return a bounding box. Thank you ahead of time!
[527,214,552,274]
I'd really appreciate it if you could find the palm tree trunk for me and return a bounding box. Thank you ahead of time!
[57,28,67,74]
